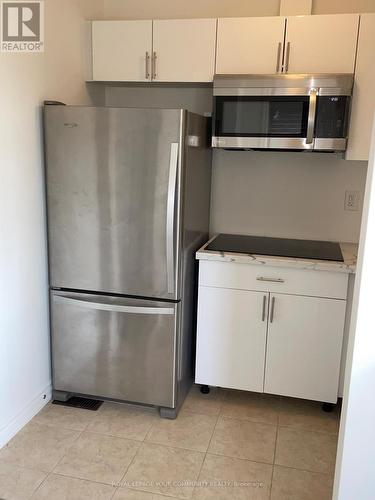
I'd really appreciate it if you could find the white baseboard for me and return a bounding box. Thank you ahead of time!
[0,383,52,449]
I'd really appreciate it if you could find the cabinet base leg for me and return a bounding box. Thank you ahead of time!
[200,385,210,395]
[322,402,334,413]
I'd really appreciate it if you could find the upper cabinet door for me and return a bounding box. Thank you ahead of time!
[284,14,359,74]
[92,21,152,82]
[152,19,217,82]
[346,14,375,161]
[216,17,286,74]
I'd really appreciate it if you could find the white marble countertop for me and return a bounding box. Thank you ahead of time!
[196,235,358,274]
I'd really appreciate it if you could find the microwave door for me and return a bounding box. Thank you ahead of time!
[212,94,314,150]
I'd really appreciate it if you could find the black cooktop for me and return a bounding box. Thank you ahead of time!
[206,234,344,262]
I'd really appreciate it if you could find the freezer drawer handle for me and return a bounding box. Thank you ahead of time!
[53,295,175,315]
[166,142,179,294]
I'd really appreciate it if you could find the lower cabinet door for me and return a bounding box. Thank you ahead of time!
[264,293,346,403]
[195,286,268,392]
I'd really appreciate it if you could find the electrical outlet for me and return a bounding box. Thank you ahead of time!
[345,190,360,211]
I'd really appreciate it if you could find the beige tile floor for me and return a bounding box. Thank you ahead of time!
[0,385,340,500]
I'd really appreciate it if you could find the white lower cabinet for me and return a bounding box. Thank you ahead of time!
[195,261,348,403]
[264,293,346,403]
[195,286,268,392]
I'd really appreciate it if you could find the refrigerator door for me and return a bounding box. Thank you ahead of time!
[44,106,183,300]
[51,291,178,407]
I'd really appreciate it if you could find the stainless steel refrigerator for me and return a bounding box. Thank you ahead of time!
[44,104,212,418]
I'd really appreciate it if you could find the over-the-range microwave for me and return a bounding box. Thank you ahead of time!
[212,74,354,152]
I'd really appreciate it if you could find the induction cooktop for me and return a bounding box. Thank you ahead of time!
[206,234,344,262]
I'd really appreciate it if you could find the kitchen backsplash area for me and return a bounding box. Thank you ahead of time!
[106,85,368,244]
[211,150,367,243]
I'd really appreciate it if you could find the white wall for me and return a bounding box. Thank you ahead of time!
[333,122,375,499]
[211,151,367,243]
[0,0,104,449]
[105,85,212,115]
[103,0,375,18]
[103,0,281,19]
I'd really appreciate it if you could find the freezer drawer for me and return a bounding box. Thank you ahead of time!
[51,291,178,408]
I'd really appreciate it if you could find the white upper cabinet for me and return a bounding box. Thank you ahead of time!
[216,17,286,74]
[92,20,152,82]
[284,14,359,74]
[346,14,375,161]
[152,19,217,82]
[90,14,362,82]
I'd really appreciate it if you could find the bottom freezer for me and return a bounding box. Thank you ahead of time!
[50,291,178,408]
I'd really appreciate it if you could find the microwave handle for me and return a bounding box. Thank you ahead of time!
[306,88,318,145]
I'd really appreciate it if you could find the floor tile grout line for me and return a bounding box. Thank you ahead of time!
[177,407,222,418]
[82,428,152,442]
[217,413,279,427]
[204,450,275,468]
[25,471,47,499]
[44,470,123,489]
[29,422,88,497]
[268,461,336,477]
[143,415,159,443]
[120,409,219,497]
[269,420,280,500]
[190,409,221,498]
[205,449,336,477]
[277,423,339,435]
[116,437,144,489]
[121,412,167,487]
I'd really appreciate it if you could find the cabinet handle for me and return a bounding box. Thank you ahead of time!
[284,42,290,73]
[262,295,267,322]
[145,51,150,79]
[270,297,276,323]
[276,42,282,73]
[152,51,157,80]
[257,277,285,283]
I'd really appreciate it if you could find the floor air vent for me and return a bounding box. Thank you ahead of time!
[52,397,103,411]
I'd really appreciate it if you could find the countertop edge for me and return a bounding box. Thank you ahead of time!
[195,236,357,274]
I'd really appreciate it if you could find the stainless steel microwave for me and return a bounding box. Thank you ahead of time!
[212,74,354,152]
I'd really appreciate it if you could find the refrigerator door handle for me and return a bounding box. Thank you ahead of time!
[53,294,175,315]
[166,142,179,294]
